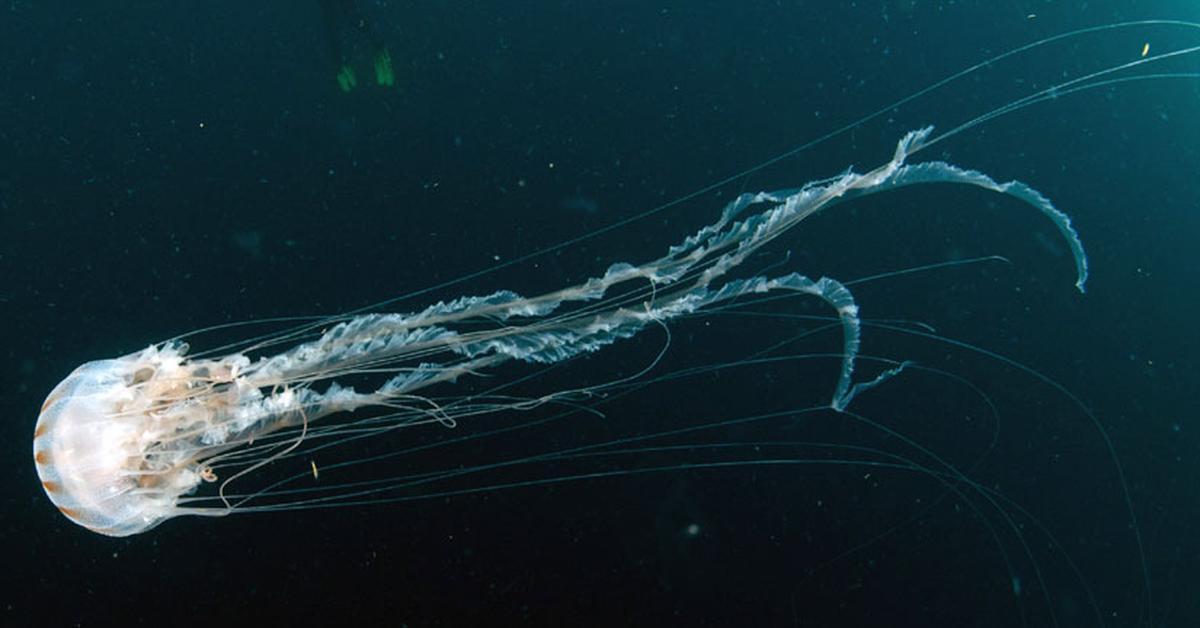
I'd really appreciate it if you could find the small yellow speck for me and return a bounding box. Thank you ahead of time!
[310,460,319,480]
[1141,42,1150,57]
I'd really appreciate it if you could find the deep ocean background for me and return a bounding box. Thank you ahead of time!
[2,2,1198,627]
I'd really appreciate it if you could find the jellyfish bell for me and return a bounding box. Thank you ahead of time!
[32,343,247,535]
[34,355,160,536]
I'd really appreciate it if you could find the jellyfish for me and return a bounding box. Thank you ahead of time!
[32,124,1090,537]
[23,17,1200,628]
[27,33,1199,625]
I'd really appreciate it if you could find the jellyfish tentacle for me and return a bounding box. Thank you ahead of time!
[845,159,1089,292]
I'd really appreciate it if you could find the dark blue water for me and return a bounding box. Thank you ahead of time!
[3,2,1198,626]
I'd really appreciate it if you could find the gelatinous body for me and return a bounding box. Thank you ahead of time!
[32,128,1087,536]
